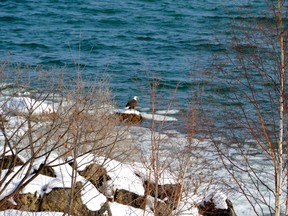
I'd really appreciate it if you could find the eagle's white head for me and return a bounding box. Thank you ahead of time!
[134,96,139,101]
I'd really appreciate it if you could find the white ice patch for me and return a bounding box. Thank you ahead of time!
[155,109,180,115]
[141,112,177,121]
[139,107,150,112]
[4,97,54,115]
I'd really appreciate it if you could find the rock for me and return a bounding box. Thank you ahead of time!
[114,189,172,216]
[114,112,143,124]
[14,193,40,211]
[96,201,112,216]
[198,195,237,216]
[114,189,146,209]
[36,164,56,177]
[0,193,39,211]
[78,163,111,189]
[27,112,60,122]
[40,182,89,215]
[145,181,181,210]
[0,155,25,169]
[146,196,170,216]
[0,114,8,123]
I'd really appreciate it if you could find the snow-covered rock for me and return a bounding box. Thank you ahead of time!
[198,191,237,216]
[114,109,143,123]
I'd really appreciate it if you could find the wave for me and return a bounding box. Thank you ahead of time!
[16,43,49,50]
[0,16,24,22]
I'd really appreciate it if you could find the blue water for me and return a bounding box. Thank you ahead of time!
[0,0,271,125]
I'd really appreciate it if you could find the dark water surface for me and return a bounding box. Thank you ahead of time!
[0,0,270,122]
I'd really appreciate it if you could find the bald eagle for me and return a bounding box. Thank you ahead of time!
[125,96,138,110]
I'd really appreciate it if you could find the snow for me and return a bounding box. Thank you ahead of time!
[41,158,107,211]
[80,179,107,211]
[0,145,15,157]
[123,109,141,115]
[129,161,178,185]
[114,108,141,116]
[74,153,96,171]
[204,191,228,209]
[0,92,262,216]
[109,202,154,216]
[0,165,30,201]
[174,202,200,216]
[4,97,53,115]
[113,108,178,122]
[174,194,201,216]
[21,175,54,196]
[0,210,64,216]
[76,154,145,196]
[0,150,106,212]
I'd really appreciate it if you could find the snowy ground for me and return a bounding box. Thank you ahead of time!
[0,90,283,215]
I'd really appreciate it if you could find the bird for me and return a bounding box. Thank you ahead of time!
[125,96,138,110]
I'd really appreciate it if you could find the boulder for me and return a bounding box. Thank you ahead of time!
[95,201,112,216]
[114,189,146,209]
[145,181,181,209]
[0,155,25,170]
[27,112,59,122]
[198,192,237,216]
[0,192,39,212]
[40,181,110,216]
[14,193,40,211]
[114,189,172,216]
[115,112,143,124]
[78,163,111,189]
[40,182,86,215]
[0,114,8,123]
[37,164,56,177]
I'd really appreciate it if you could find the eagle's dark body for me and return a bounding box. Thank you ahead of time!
[125,96,138,110]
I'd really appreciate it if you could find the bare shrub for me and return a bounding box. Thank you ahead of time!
[0,61,134,214]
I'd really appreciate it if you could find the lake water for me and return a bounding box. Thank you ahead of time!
[0,1,281,215]
[0,0,269,111]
